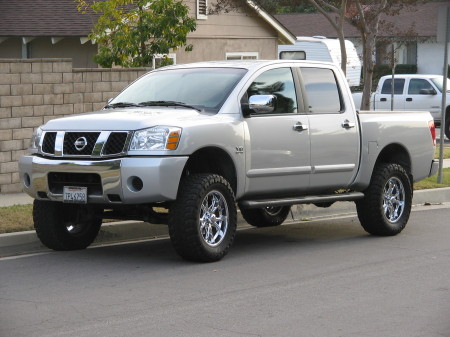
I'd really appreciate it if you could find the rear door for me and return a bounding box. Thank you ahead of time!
[374,78,406,110]
[299,66,360,192]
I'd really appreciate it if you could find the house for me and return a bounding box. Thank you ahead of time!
[275,1,450,75]
[0,0,295,68]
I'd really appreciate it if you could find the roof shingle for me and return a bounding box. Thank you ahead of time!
[0,0,97,37]
[275,1,449,39]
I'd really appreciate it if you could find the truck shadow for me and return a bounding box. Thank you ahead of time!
[64,215,385,267]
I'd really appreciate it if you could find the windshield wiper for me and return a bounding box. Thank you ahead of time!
[139,100,201,112]
[104,102,142,109]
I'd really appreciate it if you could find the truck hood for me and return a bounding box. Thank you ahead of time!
[42,107,215,131]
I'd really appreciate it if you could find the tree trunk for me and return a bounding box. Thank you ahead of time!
[360,32,376,110]
[337,29,347,75]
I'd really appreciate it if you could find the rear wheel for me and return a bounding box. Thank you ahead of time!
[33,200,102,250]
[240,206,291,227]
[168,174,237,262]
[356,163,412,236]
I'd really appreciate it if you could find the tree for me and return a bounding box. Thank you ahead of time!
[76,0,197,68]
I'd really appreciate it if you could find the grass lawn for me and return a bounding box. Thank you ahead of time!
[436,146,450,159]
[414,168,450,190]
[0,204,34,234]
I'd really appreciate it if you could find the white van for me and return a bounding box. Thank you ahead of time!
[278,36,361,86]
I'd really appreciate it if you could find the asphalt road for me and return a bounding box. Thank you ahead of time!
[1,205,449,337]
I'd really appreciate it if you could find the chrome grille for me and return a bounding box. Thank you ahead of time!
[40,131,130,157]
[103,132,128,155]
[42,132,57,154]
[63,132,100,156]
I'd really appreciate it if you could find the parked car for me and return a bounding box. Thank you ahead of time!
[19,60,438,262]
[352,74,450,138]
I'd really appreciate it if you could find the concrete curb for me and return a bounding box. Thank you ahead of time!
[1,187,450,257]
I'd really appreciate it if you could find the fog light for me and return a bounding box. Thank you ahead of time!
[127,176,143,192]
[24,173,31,188]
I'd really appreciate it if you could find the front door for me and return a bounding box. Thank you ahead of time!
[243,67,311,197]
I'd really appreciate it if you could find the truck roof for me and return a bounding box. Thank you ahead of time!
[380,74,443,80]
[155,59,337,72]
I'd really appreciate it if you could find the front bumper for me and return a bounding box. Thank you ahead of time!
[19,155,188,204]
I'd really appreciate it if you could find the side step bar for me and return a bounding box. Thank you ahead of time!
[239,192,365,209]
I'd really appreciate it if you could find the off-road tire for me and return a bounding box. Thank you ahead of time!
[240,206,291,227]
[33,200,102,250]
[168,174,237,262]
[356,163,412,236]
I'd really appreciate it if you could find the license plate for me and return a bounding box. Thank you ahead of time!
[63,186,87,204]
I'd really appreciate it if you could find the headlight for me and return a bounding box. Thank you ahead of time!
[29,127,43,152]
[130,126,182,151]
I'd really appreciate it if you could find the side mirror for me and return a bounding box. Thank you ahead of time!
[242,95,276,117]
[419,89,437,95]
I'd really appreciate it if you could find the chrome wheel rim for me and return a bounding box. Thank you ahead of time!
[199,190,229,247]
[383,177,405,223]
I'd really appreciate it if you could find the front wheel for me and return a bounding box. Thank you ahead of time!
[240,206,291,227]
[33,200,102,250]
[168,174,237,262]
[356,163,412,236]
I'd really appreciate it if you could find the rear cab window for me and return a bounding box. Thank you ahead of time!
[300,67,343,114]
[381,79,405,95]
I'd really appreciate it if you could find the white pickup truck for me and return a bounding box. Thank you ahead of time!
[19,60,438,262]
[352,74,450,138]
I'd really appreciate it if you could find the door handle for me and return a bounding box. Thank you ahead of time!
[342,119,356,129]
[406,98,413,102]
[293,122,308,132]
[380,98,387,102]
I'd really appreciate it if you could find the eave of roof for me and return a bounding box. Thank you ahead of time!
[246,0,296,44]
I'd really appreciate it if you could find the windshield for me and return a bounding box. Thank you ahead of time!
[109,67,247,113]
[430,77,450,93]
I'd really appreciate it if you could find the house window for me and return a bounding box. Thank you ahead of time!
[197,0,207,19]
[226,52,259,60]
[152,54,176,69]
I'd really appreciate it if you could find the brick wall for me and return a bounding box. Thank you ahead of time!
[0,58,150,193]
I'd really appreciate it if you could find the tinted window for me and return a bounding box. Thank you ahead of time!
[300,67,342,113]
[381,79,405,94]
[408,79,434,94]
[246,68,298,114]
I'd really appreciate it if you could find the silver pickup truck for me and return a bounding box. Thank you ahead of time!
[19,60,438,262]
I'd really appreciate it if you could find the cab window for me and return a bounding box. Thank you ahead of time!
[245,67,298,114]
[381,79,405,94]
[408,79,434,94]
[300,67,343,113]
